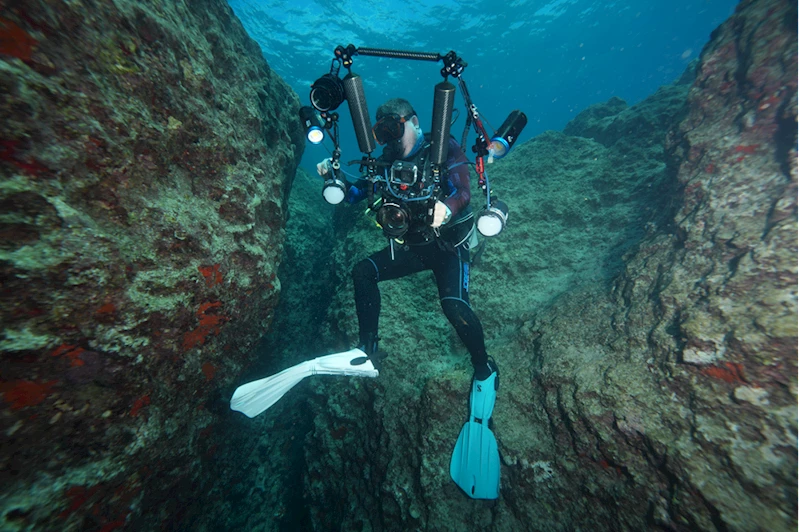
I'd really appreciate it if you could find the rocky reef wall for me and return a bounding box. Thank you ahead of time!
[0,0,303,529]
[189,166,335,532]
[288,0,796,530]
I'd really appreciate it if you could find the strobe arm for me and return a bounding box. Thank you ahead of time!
[356,47,441,62]
[335,45,467,78]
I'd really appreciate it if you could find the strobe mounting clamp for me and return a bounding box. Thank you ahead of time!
[334,44,358,68]
[440,50,467,79]
[332,45,467,80]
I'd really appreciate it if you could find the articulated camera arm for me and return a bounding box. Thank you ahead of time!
[335,45,467,79]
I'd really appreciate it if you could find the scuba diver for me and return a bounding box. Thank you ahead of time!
[316,97,498,385]
[231,45,526,501]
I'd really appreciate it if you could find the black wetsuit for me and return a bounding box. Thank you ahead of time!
[348,138,489,370]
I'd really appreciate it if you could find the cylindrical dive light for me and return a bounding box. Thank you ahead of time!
[430,81,456,165]
[299,106,325,144]
[488,110,527,160]
[476,198,509,237]
[343,73,376,154]
[322,175,347,205]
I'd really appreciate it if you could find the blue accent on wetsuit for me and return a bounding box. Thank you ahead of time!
[351,239,488,369]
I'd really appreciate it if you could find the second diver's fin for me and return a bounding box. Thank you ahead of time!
[230,348,378,418]
[450,369,500,499]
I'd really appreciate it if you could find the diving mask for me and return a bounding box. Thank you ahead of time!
[372,113,415,145]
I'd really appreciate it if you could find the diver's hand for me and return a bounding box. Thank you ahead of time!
[316,158,332,176]
[431,201,452,228]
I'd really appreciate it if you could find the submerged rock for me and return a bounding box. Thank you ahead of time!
[286,1,796,530]
[196,166,335,532]
[0,0,303,529]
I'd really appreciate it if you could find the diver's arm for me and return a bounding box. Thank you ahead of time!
[345,181,368,204]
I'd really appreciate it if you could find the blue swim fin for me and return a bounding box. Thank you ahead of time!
[450,368,500,499]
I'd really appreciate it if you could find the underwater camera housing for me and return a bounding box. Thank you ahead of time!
[376,160,437,239]
[376,201,411,238]
[376,198,433,239]
[387,160,436,199]
[303,45,526,238]
[389,161,418,187]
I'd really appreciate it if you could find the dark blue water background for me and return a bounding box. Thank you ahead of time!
[228,0,738,176]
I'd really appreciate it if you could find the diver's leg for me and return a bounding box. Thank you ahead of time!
[436,245,500,500]
[431,245,494,379]
[351,244,426,353]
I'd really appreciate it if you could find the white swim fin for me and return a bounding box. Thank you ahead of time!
[230,348,378,418]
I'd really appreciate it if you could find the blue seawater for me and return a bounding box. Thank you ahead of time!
[227,0,737,174]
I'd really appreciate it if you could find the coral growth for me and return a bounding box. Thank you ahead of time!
[0,16,37,61]
[198,264,224,287]
[183,302,227,351]
[0,379,57,409]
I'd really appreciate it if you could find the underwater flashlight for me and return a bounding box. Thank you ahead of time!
[308,128,325,144]
[476,199,508,237]
[377,202,411,239]
[299,106,326,144]
[322,177,347,205]
[311,74,346,112]
[488,110,527,160]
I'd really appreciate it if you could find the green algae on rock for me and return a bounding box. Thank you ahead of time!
[0,0,303,529]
